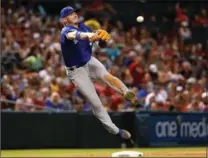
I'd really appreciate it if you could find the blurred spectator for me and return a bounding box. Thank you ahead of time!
[60,91,74,111]
[15,90,34,111]
[128,56,145,87]
[175,3,189,23]
[33,91,45,111]
[178,21,192,41]
[1,2,207,113]
[103,40,120,61]
[45,92,64,111]
[200,92,208,112]
[84,0,117,20]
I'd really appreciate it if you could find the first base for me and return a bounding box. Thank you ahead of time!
[111,151,144,157]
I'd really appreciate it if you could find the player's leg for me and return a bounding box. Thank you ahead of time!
[67,66,120,135]
[88,56,137,104]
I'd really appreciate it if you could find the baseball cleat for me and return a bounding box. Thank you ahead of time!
[124,90,138,105]
[118,129,131,139]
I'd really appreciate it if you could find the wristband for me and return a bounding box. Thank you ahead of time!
[75,31,82,40]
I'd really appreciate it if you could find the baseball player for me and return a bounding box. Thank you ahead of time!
[60,6,137,140]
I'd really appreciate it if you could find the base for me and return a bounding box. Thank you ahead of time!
[111,151,144,157]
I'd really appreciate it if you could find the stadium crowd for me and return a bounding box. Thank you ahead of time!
[1,0,208,112]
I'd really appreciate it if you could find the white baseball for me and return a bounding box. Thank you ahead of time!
[137,16,144,23]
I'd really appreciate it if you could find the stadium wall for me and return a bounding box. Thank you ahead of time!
[135,111,208,147]
[2,111,207,149]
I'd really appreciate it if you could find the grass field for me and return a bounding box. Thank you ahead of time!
[1,147,207,157]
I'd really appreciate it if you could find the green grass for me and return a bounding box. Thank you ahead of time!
[1,147,206,157]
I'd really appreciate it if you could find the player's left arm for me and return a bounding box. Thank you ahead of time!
[82,22,111,43]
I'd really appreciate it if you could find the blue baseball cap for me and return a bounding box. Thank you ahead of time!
[60,6,75,18]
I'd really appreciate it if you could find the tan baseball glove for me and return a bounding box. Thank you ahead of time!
[89,29,111,43]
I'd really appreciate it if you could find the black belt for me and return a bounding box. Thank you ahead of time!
[66,62,87,71]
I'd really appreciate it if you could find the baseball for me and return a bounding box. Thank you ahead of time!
[136,16,144,23]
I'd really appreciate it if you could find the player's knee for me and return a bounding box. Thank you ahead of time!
[93,105,104,113]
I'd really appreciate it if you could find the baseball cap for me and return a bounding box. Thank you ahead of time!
[60,6,75,18]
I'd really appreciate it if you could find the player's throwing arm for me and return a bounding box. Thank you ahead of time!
[65,29,111,43]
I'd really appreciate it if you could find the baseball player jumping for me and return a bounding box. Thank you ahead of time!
[60,6,137,140]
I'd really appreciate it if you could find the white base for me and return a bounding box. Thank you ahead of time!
[111,151,144,157]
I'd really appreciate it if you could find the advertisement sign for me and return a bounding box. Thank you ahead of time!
[136,112,208,146]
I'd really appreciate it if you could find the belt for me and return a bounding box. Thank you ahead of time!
[66,62,87,71]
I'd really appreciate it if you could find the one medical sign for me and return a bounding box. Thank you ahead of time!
[135,112,208,146]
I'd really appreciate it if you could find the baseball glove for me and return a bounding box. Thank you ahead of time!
[90,29,111,43]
